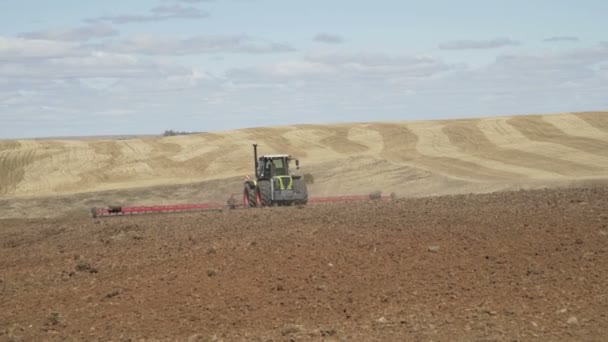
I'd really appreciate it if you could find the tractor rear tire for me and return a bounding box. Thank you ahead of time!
[257,180,272,207]
[244,185,258,208]
[293,178,308,205]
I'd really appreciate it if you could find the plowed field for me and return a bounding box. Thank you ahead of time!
[1,187,607,341]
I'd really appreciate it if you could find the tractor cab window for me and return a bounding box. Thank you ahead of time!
[261,157,289,177]
[272,158,287,176]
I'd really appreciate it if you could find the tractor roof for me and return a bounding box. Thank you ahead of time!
[260,154,291,159]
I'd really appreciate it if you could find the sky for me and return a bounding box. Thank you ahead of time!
[0,0,607,138]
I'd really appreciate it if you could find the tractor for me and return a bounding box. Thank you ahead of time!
[243,144,308,207]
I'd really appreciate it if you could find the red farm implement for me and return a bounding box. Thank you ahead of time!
[90,193,394,218]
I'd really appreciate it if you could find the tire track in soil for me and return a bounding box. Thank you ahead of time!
[412,122,561,180]
[304,124,370,155]
[442,120,602,178]
[577,111,608,133]
[0,144,45,196]
[543,113,608,140]
[508,115,608,158]
[243,126,309,158]
[369,123,524,181]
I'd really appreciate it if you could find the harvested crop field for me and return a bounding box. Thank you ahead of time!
[2,112,608,200]
[1,187,607,341]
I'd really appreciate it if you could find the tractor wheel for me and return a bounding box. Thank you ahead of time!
[244,185,258,208]
[293,178,308,205]
[257,180,272,207]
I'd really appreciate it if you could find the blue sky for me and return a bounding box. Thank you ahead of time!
[0,0,607,138]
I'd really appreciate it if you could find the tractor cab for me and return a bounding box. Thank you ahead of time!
[257,154,299,179]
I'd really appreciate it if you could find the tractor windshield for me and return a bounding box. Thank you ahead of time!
[272,158,288,176]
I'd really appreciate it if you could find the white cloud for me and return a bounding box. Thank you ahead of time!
[222,45,608,125]
[87,4,208,24]
[53,52,139,68]
[0,37,82,60]
[165,68,213,86]
[308,53,450,77]
[492,44,608,73]
[422,44,608,109]
[0,37,219,90]
[0,52,173,80]
[100,34,295,55]
[273,61,334,76]
[439,37,521,50]
[0,90,38,106]
[2,25,608,138]
[228,52,452,85]
[313,33,344,44]
[543,36,580,43]
[19,24,118,42]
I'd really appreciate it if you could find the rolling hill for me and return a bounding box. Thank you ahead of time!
[1,112,608,204]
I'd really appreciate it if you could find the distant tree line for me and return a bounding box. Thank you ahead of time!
[162,130,204,137]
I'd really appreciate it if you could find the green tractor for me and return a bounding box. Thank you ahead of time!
[243,144,308,207]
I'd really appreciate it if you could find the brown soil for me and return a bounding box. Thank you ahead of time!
[1,187,607,341]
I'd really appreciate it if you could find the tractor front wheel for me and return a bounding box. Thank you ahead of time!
[257,180,272,207]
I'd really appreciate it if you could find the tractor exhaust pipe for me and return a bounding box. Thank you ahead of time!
[253,144,258,178]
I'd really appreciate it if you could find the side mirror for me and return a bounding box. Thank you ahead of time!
[295,159,300,170]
